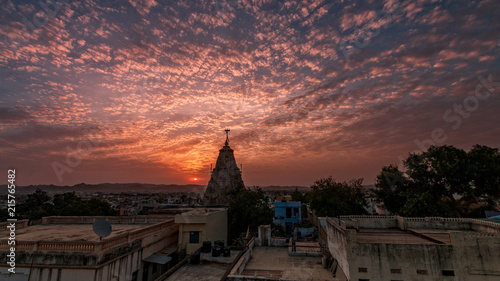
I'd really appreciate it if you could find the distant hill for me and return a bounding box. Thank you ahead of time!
[0,183,206,195]
[259,185,309,192]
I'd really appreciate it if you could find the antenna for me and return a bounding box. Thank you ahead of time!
[240,164,243,174]
[210,164,213,173]
[93,219,112,241]
[224,128,230,146]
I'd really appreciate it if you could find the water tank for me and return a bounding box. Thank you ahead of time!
[202,241,212,253]
[212,245,222,257]
[214,240,224,247]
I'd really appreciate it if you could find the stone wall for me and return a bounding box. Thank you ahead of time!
[348,243,455,281]
[326,218,350,281]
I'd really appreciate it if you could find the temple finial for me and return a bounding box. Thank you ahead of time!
[224,129,230,146]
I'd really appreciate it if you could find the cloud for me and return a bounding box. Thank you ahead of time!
[0,107,33,124]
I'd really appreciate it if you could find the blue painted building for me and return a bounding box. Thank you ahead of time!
[273,201,302,234]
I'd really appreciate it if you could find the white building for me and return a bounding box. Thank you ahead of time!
[0,216,178,281]
[326,215,500,281]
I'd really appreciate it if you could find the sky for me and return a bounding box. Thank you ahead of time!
[0,0,499,187]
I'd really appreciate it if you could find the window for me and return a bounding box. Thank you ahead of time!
[152,263,157,274]
[286,207,292,218]
[189,231,200,243]
[417,269,428,275]
[358,267,368,273]
[391,268,402,274]
[442,270,455,276]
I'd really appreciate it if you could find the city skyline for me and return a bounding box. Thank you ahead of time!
[1,0,499,187]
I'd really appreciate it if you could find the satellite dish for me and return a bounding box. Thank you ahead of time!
[93,219,112,240]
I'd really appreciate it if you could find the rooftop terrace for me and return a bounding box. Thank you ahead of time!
[238,247,337,280]
[164,251,242,281]
[1,223,147,242]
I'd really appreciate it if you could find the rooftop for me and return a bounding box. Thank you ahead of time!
[179,208,226,215]
[165,251,242,281]
[175,208,227,224]
[0,223,148,242]
[239,247,337,280]
[165,262,229,281]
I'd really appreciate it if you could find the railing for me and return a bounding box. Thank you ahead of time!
[37,241,97,252]
[0,219,29,229]
[338,215,500,230]
[339,215,397,219]
[288,239,325,257]
[40,216,173,224]
[0,241,97,253]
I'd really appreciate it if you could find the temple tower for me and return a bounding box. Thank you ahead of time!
[203,129,244,205]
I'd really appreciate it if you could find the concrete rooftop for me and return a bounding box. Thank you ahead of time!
[0,224,149,242]
[165,250,242,281]
[165,262,229,281]
[241,247,337,280]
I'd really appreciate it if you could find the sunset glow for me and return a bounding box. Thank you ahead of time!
[0,0,499,187]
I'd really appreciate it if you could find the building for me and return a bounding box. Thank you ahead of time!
[273,201,302,233]
[203,129,244,206]
[175,208,227,254]
[275,195,292,202]
[325,215,500,281]
[0,216,178,281]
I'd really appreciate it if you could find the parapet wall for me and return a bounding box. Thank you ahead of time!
[338,215,500,233]
[0,219,28,229]
[41,215,173,224]
[326,218,351,280]
[228,237,255,277]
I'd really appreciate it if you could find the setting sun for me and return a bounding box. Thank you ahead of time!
[193,178,198,181]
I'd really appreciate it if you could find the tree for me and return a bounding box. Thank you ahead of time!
[16,188,54,221]
[375,145,500,217]
[13,189,117,222]
[227,186,273,241]
[291,188,307,203]
[308,177,368,217]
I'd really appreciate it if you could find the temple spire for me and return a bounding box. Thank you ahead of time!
[204,128,244,206]
[224,128,230,146]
